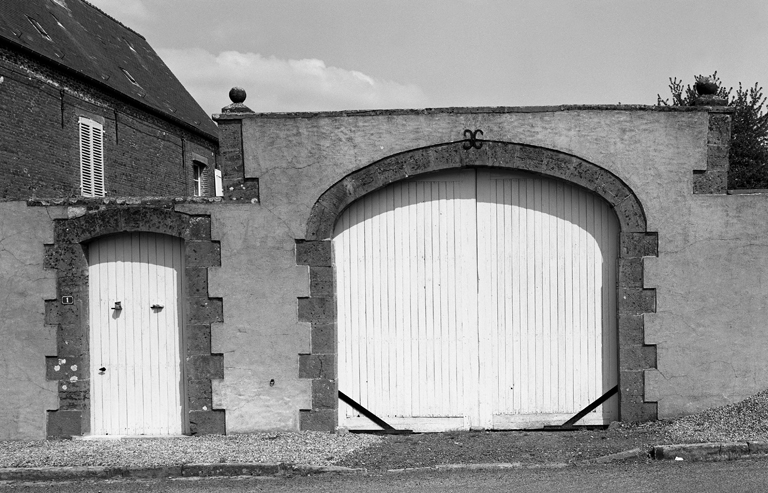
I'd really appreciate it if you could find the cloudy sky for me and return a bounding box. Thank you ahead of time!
[87,0,768,118]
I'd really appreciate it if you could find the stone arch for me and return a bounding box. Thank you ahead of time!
[43,206,225,438]
[297,140,658,431]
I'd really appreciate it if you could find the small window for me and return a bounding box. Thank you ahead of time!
[193,162,205,196]
[79,117,105,197]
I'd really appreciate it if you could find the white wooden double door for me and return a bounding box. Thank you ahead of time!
[334,169,619,431]
[88,233,185,436]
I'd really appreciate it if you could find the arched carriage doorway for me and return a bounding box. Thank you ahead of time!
[333,168,619,431]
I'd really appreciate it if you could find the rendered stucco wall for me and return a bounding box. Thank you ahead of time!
[3,106,765,439]
[178,203,312,431]
[240,108,708,238]
[645,195,768,417]
[224,106,768,422]
[0,202,58,439]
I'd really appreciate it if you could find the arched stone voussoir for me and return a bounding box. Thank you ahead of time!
[306,141,646,239]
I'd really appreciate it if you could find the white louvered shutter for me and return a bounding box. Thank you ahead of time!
[79,117,105,197]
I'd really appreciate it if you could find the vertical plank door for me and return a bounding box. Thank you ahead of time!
[89,232,185,436]
[477,170,619,429]
[334,170,477,431]
[335,169,619,431]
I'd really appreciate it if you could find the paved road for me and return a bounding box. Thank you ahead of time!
[3,460,768,492]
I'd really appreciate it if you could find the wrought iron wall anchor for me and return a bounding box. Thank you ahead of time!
[462,129,484,150]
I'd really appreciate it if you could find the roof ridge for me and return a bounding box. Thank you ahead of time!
[78,0,145,40]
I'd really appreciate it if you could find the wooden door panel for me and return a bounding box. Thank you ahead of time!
[335,169,619,431]
[89,233,184,436]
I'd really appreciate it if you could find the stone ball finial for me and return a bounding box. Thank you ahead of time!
[222,87,254,114]
[229,87,247,104]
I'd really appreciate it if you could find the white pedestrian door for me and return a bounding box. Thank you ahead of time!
[334,169,619,431]
[89,233,185,436]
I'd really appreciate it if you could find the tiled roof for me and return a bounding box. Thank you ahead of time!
[0,0,217,141]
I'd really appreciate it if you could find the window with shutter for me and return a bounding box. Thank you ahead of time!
[79,117,105,197]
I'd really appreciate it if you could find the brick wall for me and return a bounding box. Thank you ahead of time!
[0,45,217,199]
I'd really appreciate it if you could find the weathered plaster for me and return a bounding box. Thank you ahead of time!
[204,204,311,431]
[0,202,58,439]
[644,194,768,417]
[241,108,708,238]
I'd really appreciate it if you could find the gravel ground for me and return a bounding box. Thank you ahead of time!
[3,390,768,470]
[0,432,381,468]
[665,389,768,443]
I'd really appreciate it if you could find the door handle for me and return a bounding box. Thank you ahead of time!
[111,302,122,311]
[98,367,106,373]
[151,304,164,310]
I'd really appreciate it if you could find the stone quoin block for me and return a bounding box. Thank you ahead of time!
[47,410,82,438]
[57,379,89,410]
[618,315,646,346]
[187,216,213,240]
[186,380,213,410]
[46,356,83,381]
[297,297,335,323]
[295,240,332,267]
[298,354,335,380]
[618,258,644,288]
[188,297,223,324]
[299,409,336,432]
[309,267,333,296]
[311,323,336,354]
[618,288,656,315]
[620,396,657,423]
[186,324,213,355]
[708,114,732,146]
[706,145,729,171]
[620,345,657,371]
[188,410,226,435]
[185,241,221,268]
[311,379,337,410]
[620,232,658,258]
[186,354,224,380]
[185,268,210,297]
[619,370,645,397]
[693,170,727,194]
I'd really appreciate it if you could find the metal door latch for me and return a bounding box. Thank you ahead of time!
[151,304,164,310]
[112,302,122,311]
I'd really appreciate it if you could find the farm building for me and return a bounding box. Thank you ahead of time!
[0,0,218,200]
[6,84,768,439]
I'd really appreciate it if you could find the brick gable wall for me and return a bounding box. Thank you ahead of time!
[0,45,217,199]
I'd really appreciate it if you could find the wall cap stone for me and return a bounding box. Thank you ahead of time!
[214,104,733,121]
[25,197,223,207]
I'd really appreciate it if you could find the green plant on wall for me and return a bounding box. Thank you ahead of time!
[658,72,768,189]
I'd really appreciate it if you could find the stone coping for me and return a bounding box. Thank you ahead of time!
[21,197,224,207]
[213,104,734,120]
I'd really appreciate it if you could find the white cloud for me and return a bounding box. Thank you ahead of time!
[157,49,429,116]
